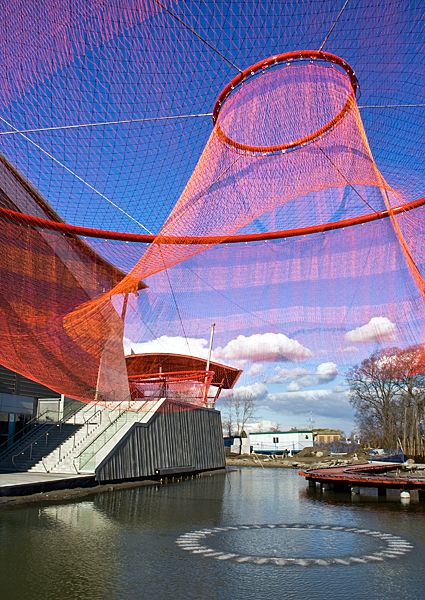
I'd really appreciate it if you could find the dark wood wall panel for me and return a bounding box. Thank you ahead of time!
[96,403,225,481]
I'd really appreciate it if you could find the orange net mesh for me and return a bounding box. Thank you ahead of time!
[129,370,214,408]
[1,1,425,405]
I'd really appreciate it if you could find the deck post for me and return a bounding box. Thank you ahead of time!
[400,490,411,503]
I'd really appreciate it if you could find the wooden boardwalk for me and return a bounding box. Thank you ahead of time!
[300,462,425,493]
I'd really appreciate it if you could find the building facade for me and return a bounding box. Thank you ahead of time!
[250,430,313,456]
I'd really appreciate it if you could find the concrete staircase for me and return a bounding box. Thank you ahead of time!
[76,397,165,474]
[0,423,82,472]
[30,398,163,474]
[28,402,105,473]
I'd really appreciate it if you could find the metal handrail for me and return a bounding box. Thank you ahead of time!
[41,405,108,471]
[10,403,84,468]
[0,408,53,458]
[80,391,119,423]
[73,394,145,472]
[83,406,103,425]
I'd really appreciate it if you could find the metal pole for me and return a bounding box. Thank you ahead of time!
[121,292,129,321]
[204,323,215,405]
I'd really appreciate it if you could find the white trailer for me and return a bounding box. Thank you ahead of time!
[249,430,313,456]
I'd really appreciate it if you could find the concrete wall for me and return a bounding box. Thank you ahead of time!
[95,402,225,482]
[229,437,251,455]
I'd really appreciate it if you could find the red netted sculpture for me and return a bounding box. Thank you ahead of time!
[0,2,425,403]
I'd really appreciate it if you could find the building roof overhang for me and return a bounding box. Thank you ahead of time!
[125,352,242,389]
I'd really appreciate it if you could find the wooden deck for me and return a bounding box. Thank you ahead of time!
[300,462,425,492]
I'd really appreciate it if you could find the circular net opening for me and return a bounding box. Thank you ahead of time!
[215,54,357,155]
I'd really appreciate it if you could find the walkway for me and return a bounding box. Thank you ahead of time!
[0,471,95,497]
[300,462,425,491]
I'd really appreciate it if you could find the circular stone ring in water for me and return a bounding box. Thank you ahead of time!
[176,523,413,567]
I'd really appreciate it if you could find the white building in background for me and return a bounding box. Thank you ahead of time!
[250,430,313,456]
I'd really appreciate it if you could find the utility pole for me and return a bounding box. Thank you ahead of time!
[204,323,216,406]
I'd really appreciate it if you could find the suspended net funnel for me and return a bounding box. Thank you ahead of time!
[62,50,425,379]
[2,46,425,404]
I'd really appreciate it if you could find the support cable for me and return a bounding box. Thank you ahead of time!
[153,0,242,73]
[359,103,425,110]
[159,248,192,354]
[0,114,154,234]
[0,117,192,350]
[0,113,213,136]
[318,145,380,214]
[318,0,350,52]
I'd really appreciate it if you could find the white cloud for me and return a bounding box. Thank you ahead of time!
[266,366,309,384]
[124,332,312,374]
[341,345,358,353]
[247,362,264,377]
[245,419,281,433]
[345,317,396,344]
[316,362,338,382]
[266,362,338,389]
[220,384,353,427]
[267,388,352,421]
[221,382,269,403]
[287,380,306,392]
[215,333,312,363]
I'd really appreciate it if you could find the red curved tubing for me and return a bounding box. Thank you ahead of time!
[1,196,424,244]
[212,50,359,123]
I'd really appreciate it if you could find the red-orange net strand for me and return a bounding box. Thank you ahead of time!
[1,1,425,405]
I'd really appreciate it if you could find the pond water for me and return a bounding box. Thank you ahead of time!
[1,468,425,599]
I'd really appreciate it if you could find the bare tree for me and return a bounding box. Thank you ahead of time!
[233,391,255,436]
[347,346,425,456]
[391,346,425,456]
[220,391,255,437]
[348,349,400,448]
[221,395,235,437]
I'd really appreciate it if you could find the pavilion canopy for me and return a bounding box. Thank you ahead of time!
[125,353,242,390]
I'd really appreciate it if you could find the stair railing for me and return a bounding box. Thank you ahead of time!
[10,402,85,470]
[44,405,110,471]
[72,394,146,473]
[0,408,54,459]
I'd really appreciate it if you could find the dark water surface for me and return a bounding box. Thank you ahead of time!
[1,468,425,600]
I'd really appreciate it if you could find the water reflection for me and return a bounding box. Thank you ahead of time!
[0,469,425,600]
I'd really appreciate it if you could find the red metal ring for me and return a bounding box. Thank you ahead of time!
[212,50,359,154]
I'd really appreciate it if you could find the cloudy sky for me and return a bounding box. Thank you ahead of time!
[124,314,399,434]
